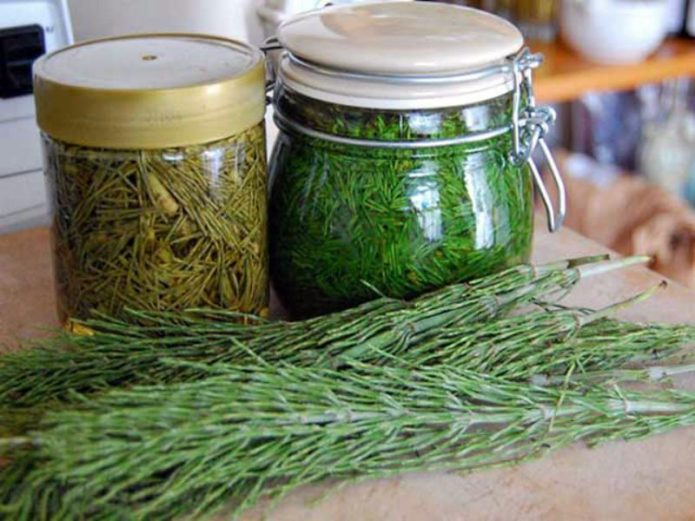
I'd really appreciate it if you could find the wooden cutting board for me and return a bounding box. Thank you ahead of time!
[1,224,694,520]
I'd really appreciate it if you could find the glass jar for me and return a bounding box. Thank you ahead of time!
[270,87,535,316]
[33,35,269,324]
[268,2,565,317]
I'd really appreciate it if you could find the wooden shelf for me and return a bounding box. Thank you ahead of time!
[532,39,695,103]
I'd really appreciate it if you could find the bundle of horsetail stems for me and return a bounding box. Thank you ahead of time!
[0,255,652,407]
[2,361,695,520]
[2,255,695,519]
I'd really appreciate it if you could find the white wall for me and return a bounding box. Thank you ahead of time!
[67,0,265,45]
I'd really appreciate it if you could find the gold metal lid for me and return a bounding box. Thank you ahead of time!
[33,34,265,149]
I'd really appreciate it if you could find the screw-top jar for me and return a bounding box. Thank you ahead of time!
[267,2,565,317]
[33,34,269,324]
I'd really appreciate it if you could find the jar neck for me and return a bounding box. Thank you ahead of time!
[273,85,518,143]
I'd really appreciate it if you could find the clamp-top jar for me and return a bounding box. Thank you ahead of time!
[267,2,566,318]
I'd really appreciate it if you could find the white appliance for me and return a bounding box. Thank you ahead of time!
[0,0,72,233]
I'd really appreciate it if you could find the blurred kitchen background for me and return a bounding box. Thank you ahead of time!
[2,0,695,286]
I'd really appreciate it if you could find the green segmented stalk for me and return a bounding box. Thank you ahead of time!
[6,314,692,438]
[0,257,643,408]
[3,363,695,520]
[328,282,669,369]
[531,361,695,386]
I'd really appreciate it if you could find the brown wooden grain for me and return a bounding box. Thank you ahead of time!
[0,227,57,352]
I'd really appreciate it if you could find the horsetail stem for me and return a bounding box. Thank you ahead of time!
[0,256,651,409]
[531,362,695,386]
[2,363,695,520]
[329,283,675,372]
[1,255,693,520]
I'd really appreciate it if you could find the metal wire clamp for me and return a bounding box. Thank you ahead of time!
[510,49,566,232]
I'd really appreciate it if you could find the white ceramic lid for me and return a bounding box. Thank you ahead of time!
[275,2,524,108]
[278,1,522,75]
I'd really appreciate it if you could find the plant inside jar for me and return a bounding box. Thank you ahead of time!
[46,124,268,324]
[269,89,534,318]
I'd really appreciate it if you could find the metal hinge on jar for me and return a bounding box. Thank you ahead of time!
[509,49,567,233]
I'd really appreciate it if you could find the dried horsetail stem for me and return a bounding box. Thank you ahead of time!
[44,122,268,323]
[3,363,695,520]
[0,256,643,408]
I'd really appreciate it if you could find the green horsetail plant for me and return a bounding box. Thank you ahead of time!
[3,362,695,520]
[326,282,679,372]
[0,256,645,408]
[4,313,693,438]
[69,253,610,349]
[487,317,695,382]
[531,361,695,387]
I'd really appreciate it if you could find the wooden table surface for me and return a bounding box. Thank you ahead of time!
[1,224,695,520]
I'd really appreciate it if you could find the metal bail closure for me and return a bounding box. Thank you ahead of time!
[529,135,567,233]
[510,49,566,233]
